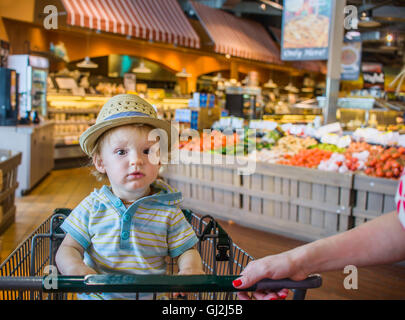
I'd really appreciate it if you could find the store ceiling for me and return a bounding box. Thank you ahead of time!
[183,0,405,66]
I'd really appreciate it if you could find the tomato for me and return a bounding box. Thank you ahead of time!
[393,168,400,177]
[376,168,384,177]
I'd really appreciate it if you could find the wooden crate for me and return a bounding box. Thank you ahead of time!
[238,162,354,241]
[352,174,397,227]
[0,150,22,234]
[162,151,244,213]
[162,152,355,242]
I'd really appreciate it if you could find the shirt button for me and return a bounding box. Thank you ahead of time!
[121,231,130,240]
[123,214,131,222]
[114,199,123,207]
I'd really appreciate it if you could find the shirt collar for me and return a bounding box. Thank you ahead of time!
[98,179,183,208]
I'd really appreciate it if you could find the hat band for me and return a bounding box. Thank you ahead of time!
[104,111,151,120]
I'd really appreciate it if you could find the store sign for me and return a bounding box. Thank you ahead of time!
[281,0,332,61]
[362,62,385,90]
[341,32,362,81]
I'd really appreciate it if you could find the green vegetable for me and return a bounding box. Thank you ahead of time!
[309,143,346,153]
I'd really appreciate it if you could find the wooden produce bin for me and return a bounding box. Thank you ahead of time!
[162,152,355,242]
[352,174,397,227]
[240,162,354,241]
[163,151,243,214]
[0,150,22,234]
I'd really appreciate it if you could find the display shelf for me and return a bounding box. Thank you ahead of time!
[47,95,109,159]
[161,151,398,242]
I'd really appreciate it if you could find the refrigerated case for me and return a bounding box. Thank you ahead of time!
[8,55,49,117]
[225,86,262,120]
[0,67,19,125]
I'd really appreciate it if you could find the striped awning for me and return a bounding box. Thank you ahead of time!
[61,0,200,49]
[190,1,281,64]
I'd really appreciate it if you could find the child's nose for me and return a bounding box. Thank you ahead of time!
[130,154,143,166]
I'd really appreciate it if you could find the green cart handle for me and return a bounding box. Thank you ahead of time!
[0,274,321,293]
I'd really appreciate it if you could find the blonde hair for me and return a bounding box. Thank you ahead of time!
[88,124,160,182]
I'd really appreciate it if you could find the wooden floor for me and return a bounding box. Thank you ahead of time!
[1,167,405,300]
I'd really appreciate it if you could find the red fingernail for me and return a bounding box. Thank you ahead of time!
[269,297,278,300]
[279,294,287,299]
[233,279,242,287]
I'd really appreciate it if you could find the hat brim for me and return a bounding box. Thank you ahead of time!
[79,116,175,156]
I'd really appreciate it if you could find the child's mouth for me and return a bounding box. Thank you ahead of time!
[128,172,145,179]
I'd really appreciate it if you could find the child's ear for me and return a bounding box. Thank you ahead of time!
[93,154,106,173]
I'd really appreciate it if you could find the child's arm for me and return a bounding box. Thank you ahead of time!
[55,234,97,275]
[177,248,204,275]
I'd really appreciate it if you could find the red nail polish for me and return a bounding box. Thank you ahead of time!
[269,297,278,300]
[233,279,242,287]
[279,294,287,299]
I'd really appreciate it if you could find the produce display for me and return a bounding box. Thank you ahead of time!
[179,130,240,152]
[178,125,405,180]
[309,143,346,153]
[278,149,333,168]
[364,147,405,179]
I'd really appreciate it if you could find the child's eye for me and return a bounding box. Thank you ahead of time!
[143,148,150,155]
[116,149,127,156]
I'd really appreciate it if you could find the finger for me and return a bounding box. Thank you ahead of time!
[235,261,269,289]
[277,289,289,299]
[252,290,280,301]
[236,291,252,300]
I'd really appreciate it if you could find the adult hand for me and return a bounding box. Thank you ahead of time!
[232,252,307,300]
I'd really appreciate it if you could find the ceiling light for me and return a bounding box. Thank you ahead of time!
[260,0,283,10]
[264,79,278,88]
[212,73,224,82]
[176,68,192,78]
[132,61,151,74]
[284,82,299,93]
[380,32,398,51]
[76,56,98,68]
[358,10,381,28]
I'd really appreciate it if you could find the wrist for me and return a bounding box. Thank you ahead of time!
[288,244,314,280]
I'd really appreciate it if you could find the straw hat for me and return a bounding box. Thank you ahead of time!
[79,94,172,156]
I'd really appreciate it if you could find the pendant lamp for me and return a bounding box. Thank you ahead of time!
[76,56,98,69]
[264,79,278,88]
[132,61,152,74]
[176,68,192,78]
[76,34,98,69]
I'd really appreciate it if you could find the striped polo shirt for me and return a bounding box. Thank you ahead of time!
[60,179,198,300]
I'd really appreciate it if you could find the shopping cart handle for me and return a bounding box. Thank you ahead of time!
[250,275,322,292]
[0,274,321,293]
[57,274,322,293]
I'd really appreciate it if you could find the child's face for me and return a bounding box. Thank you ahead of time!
[93,125,160,199]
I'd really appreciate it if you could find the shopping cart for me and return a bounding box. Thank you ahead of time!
[0,208,321,300]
